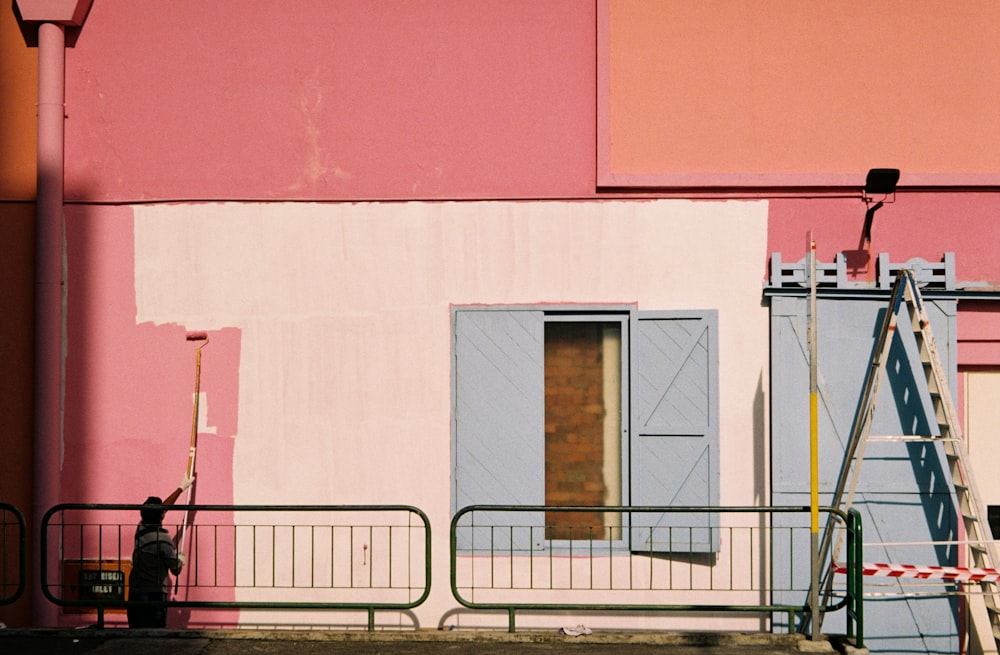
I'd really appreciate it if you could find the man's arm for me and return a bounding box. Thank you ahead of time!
[160,538,185,576]
[162,474,195,506]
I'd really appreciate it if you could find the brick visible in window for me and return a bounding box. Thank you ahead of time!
[544,321,621,540]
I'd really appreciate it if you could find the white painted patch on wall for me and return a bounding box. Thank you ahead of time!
[194,392,217,435]
[134,199,771,629]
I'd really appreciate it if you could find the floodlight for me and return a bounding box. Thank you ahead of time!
[864,168,900,196]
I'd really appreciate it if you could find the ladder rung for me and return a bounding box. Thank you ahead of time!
[866,435,960,443]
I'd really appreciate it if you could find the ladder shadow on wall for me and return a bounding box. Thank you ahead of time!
[854,311,961,619]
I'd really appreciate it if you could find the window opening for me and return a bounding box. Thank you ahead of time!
[544,320,623,540]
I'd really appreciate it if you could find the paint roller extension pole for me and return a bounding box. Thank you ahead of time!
[185,332,209,483]
[177,331,208,592]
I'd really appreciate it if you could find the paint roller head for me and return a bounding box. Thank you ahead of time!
[186,331,209,342]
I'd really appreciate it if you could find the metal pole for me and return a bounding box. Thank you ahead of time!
[807,234,820,640]
[33,21,66,627]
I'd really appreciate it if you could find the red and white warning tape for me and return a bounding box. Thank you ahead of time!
[834,562,1000,582]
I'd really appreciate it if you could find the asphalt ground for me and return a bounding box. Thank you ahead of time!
[0,629,851,655]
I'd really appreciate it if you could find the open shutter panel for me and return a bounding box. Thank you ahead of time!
[453,309,545,551]
[630,311,720,553]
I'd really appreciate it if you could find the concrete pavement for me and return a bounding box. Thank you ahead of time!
[0,628,863,655]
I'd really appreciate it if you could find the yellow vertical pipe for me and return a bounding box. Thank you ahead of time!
[811,392,819,530]
[807,234,820,640]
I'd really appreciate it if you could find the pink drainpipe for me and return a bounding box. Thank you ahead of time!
[33,20,66,627]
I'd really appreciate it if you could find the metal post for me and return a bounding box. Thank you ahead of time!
[34,20,67,627]
[807,234,820,640]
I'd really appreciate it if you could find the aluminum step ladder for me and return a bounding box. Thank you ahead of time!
[815,268,1000,650]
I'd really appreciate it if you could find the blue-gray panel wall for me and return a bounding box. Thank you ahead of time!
[773,492,957,655]
[771,296,957,494]
[770,295,958,654]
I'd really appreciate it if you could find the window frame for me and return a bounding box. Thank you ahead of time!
[542,310,631,552]
[451,304,719,554]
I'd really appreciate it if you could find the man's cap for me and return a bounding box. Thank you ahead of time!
[140,496,167,523]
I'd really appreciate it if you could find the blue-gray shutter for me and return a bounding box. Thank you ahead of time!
[452,309,545,551]
[630,311,720,552]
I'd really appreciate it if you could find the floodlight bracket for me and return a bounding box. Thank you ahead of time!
[861,168,900,243]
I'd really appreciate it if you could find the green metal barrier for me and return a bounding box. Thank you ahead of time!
[0,502,27,606]
[451,504,861,640]
[41,504,431,629]
[845,507,863,648]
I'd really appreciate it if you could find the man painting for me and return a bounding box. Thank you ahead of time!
[126,476,193,628]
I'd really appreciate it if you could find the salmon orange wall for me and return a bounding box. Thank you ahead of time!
[0,203,35,628]
[0,5,36,627]
[1,6,36,200]
[601,0,1000,187]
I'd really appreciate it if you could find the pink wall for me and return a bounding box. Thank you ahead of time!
[64,0,596,202]
[52,2,1000,504]
[959,303,1000,366]
[35,1,1000,631]
[63,205,239,625]
[767,194,1000,286]
[768,193,1000,366]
